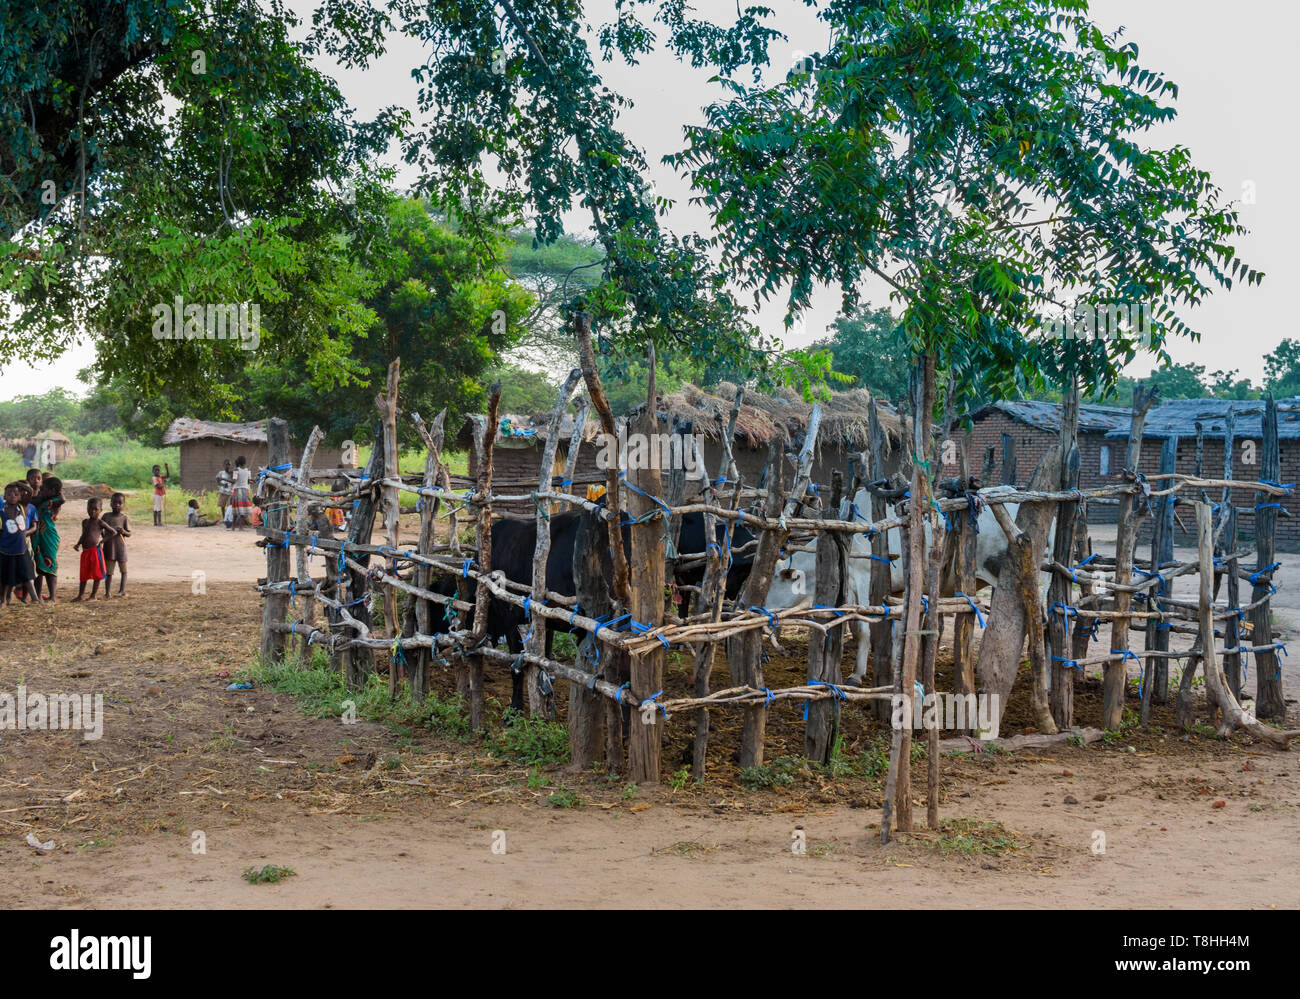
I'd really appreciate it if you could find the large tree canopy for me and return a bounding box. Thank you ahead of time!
[669,0,1260,409]
[1,0,396,406]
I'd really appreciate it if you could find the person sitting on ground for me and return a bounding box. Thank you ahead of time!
[72,497,117,601]
[186,498,220,527]
[101,491,131,596]
[31,476,64,601]
[151,462,171,526]
[0,482,39,605]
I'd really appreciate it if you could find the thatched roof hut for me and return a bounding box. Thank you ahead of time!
[626,382,905,487]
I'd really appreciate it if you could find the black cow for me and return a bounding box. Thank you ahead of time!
[429,511,587,712]
[672,513,757,611]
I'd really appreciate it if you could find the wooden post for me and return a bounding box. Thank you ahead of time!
[725,440,786,769]
[409,409,447,702]
[1252,394,1284,721]
[1219,407,1242,701]
[951,438,977,704]
[526,367,583,718]
[291,426,324,664]
[691,391,743,779]
[561,397,589,509]
[1000,432,1017,486]
[866,403,894,723]
[260,418,292,665]
[378,360,402,698]
[468,385,502,732]
[1105,383,1157,730]
[1197,502,1298,747]
[569,505,609,770]
[1048,384,1080,727]
[884,353,934,840]
[337,430,384,689]
[805,471,846,763]
[626,345,666,784]
[1142,434,1177,721]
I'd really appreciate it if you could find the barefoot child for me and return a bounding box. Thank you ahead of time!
[1,483,39,604]
[151,462,171,526]
[101,492,131,596]
[31,476,64,601]
[73,498,118,601]
[230,455,253,529]
[186,498,220,527]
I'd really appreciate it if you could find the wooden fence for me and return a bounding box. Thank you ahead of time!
[254,351,1300,842]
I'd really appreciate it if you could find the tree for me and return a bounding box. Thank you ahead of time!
[1,0,394,402]
[247,197,533,445]
[0,388,82,437]
[810,306,910,402]
[312,1,818,391]
[488,362,560,416]
[1264,339,1300,398]
[671,0,1259,411]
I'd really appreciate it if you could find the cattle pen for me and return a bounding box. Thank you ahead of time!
[253,339,1300,842]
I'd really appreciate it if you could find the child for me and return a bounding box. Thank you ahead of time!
[151,462,171,526]
[187,498,220,527]
[101,491,131,596]
[13,481,37,602]
[73,498,118,601]
[327,474,347,532]
[0,483,39,605]
[216,459,234,521]
[230,455,253,529]
[31,476,64,601]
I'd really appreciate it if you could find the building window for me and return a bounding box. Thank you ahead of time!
[1099,445,1110,477]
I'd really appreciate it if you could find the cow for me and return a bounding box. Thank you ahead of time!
[763,489,1053,685]
[427,511,588,713]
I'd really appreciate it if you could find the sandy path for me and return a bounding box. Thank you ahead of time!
[8,748,1299,909]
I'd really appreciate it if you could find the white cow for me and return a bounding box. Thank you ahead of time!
[764,489,1049,684]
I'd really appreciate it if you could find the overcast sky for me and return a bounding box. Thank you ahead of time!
[3,0,1292,398]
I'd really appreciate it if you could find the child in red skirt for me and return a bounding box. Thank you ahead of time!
[72,497,119,601]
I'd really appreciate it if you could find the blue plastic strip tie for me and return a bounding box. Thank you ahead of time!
[954,592,985,627]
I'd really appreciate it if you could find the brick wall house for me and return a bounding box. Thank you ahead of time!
[945,401,1130,523]
[164,419,346,493]
[1105,397,1300,554]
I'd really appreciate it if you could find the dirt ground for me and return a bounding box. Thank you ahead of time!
[0,521,1298,909]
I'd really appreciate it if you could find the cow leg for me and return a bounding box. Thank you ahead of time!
[848,621,870,685]
[506,630,525,718]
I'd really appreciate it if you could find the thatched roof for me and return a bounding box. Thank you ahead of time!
[164,418,270,445]
[632,382,903,452]
[455,383,903,455]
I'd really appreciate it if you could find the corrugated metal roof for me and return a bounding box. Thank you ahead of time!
[1103,398,1300,441]
[163,418,269,445]
[974,400,1131,434]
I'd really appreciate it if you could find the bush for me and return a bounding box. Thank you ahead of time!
[58,439,180,490]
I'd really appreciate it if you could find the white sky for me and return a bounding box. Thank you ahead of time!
[2,0,1292,398]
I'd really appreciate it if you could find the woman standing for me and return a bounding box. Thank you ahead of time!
[31,476,64,601]
[230,455,254,530]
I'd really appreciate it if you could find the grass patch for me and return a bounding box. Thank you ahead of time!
[242,864,296,884]
[547,789,581,808]
[664,840,718,857]
[738,755,808,790]
[489,712,570,766]
[244,649,472,741]
[923,818,1026,858]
